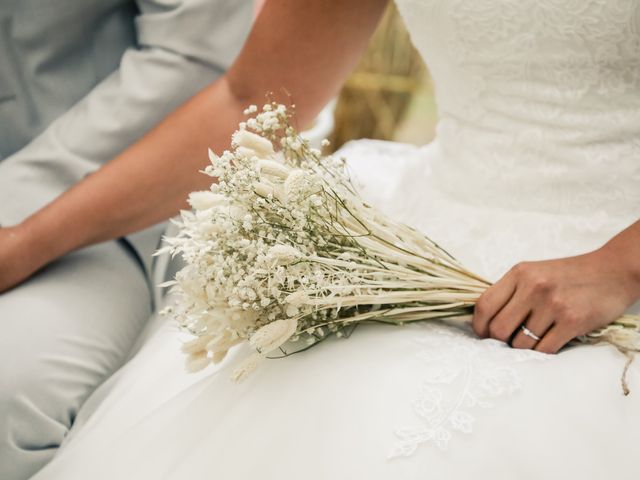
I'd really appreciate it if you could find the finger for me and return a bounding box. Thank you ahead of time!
[472,271,518,338]
[511,310,554,350]
[534,325,571,354]
[486,287,532,343]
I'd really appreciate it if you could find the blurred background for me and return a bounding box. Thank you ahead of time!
[255,1,437,150]
[330,3,437,149]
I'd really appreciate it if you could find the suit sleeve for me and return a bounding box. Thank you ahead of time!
[0,0,253,227]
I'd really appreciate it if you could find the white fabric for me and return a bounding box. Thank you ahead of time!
[34,0,640,478]
[0,2,252,479]
[0,0,254,278]
[0,241,152,480]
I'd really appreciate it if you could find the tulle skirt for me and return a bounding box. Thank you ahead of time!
[34,140,640,480]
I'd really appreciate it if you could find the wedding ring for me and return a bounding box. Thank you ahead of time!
[520,325,541,341]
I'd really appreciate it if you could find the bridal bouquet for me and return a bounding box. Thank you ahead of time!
[161,103,640,383]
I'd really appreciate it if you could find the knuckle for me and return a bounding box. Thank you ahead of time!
[489,323,508,341]
[548,295,567,314]
[530,276,551,294]
[474,297,489,318]
[511,262,528,276]
[562,311,581,328]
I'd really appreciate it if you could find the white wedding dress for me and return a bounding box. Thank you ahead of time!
[34,1,640,478]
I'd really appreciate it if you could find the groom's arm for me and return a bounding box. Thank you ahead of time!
[0,0,389,291]
[0,0,253,227]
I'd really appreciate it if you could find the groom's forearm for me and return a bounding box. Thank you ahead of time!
[19,78,246,261]
[16,0,389,267]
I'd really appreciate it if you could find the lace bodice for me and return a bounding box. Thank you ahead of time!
[395,0,640,219]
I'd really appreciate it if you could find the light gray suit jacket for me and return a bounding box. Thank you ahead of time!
[0,0,252,278]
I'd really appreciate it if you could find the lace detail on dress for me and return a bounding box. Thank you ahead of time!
[341,1,640,459]
[344,139,634,282]
[389,324,547,458]
[394,0,640,220]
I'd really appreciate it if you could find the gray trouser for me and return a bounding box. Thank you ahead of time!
[0,240,151,480]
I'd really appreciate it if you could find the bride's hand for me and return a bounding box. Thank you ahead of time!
[471,248,640,353]
[0,225,48,293]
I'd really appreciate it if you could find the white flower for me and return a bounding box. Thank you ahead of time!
[208,148,220,164]
[284,169,308,200]
[590,325,640,351]
[232,130,275,159]
[212,350,228,363]
[229,205,248,220]
[187,191,227,211]
[168,102,537,383]
[242,214,253,230]
[258,159,290,179]
[185,351,210,373]
[284,136,302,151]
[285,290,309,306]
[243,105,258,115]
[181,335,212,355]
[234,146,259,160]
[249,318,298,354]
[267,245,302,264]
[206,331,243,355]
[231,353,262,382]
[254,182,275,198]
[310,195,323,206]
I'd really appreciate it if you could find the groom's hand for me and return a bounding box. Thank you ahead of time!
[470,249,639,353]
[0,225,49,293]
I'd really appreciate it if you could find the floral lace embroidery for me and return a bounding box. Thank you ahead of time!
[389,324,547,458]
[394,0,640,220]
[339,0,640,461]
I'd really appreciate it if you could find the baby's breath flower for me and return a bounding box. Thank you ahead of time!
[285,291,309,306]
[247,118,259,130]
[243,104,258,115]
[284,169,307,200]
[267,245,302,265]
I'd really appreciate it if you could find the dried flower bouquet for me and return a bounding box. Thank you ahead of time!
[161,103,640,382]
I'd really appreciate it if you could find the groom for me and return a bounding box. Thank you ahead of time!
[0,0,252,478]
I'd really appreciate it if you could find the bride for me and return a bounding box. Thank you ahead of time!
[24,0,640,478]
